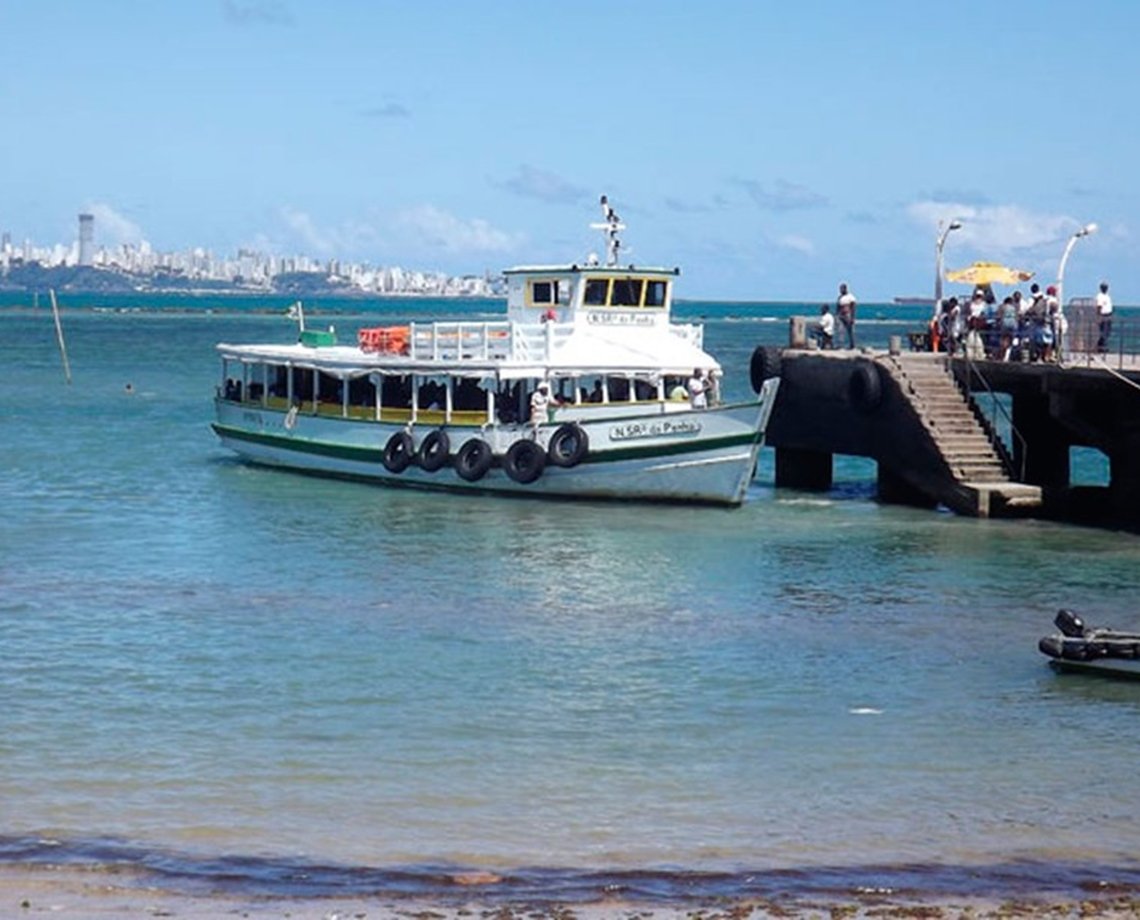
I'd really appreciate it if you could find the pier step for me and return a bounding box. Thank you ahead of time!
[883,354,1043,516]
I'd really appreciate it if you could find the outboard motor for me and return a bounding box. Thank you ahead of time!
[1054,608,1086,638]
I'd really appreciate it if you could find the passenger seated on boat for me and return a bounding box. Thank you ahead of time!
[496,392,518,424]
[634,379,656,401]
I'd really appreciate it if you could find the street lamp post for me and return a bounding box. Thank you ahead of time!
[935,219,963,316]
[1056,222,1098,310]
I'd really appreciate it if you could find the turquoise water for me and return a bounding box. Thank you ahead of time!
[2,299,1139,903]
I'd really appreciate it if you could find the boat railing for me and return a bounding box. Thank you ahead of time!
[408,321,513,361]
[394,319,701,365]
[509,322,575,363]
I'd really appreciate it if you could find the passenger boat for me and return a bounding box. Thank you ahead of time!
[1038,608,1140,679]
[212,197,780,505]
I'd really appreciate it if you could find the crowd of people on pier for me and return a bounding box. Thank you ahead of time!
[808,279,1116,362]
[928,281,1112,362]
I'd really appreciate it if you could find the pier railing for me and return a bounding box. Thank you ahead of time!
[1064,307,1139,370]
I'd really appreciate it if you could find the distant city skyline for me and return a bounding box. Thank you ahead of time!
[0,212,496,296]
[1,1,1133,302]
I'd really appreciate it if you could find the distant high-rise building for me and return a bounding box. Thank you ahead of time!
[78,213,94,266]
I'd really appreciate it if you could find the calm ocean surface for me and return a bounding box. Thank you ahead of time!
[2,294,1139,904]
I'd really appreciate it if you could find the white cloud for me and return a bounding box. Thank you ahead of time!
[362,102,410,119]
[499,165,588,205]
[734,178,828,212]
[396,205,520,254]
[85,203,145,247]
[278,207,382,256]
[275,205,519,262]
[906,200,1083,255]
[776,233,815,256]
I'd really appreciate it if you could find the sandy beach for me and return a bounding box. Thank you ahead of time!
[5,866,1140,919]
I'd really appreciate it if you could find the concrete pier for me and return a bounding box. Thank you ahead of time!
[762,344,1140,530]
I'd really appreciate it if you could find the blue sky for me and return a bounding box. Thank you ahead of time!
[1,0,1134,302]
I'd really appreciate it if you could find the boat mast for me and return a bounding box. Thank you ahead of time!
[590,195,626,266]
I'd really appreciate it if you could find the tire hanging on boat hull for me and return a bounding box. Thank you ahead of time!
[454,438,493,482]
[382,431,415,473]
[504,439,546,484]
[417,430,450,472]
[546,423,589,468]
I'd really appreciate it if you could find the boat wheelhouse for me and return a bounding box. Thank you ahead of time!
[212,198,780,505]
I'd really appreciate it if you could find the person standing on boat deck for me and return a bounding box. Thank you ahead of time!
[836,283,857,348]
[687,368,708,409]
[1096,281,1113,353]
[684,369,702,408]
[706,369,722,406]
[529,382,553,431]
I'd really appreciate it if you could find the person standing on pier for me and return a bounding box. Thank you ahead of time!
[1096,282,1113,353]
[836,282,857,348]
[812,304,835,349]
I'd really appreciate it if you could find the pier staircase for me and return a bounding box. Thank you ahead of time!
[883,353,1042,517]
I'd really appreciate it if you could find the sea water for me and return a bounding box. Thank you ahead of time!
[1,298,1139,903]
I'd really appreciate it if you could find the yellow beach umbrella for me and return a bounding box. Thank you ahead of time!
[945,261,1035,286]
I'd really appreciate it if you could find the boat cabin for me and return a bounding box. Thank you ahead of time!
[504,263,679,331]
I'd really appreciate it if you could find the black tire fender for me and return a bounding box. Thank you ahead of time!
[503,439,546,484]
[382,431,415,473]
[417,429,450,473]
[454,438,493,482]
[848,360,883,413]
[546,423,589,468]
[750,346,781,394]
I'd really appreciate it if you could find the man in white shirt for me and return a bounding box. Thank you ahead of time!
[687,369,707,409]
[812,304,835,349]
[1096,282,1113,353]
[530,383,553,430]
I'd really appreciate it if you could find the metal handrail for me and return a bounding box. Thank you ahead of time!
[958,350,1028,482]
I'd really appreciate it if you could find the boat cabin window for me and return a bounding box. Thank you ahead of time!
[527,278,571,307]
[610,278,644,307]
[584,279,609,306]
[583,276,669,308]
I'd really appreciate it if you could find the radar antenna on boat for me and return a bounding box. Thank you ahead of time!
[590,194,626,266]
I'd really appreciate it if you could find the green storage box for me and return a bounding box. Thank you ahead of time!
[299,329,337,348]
